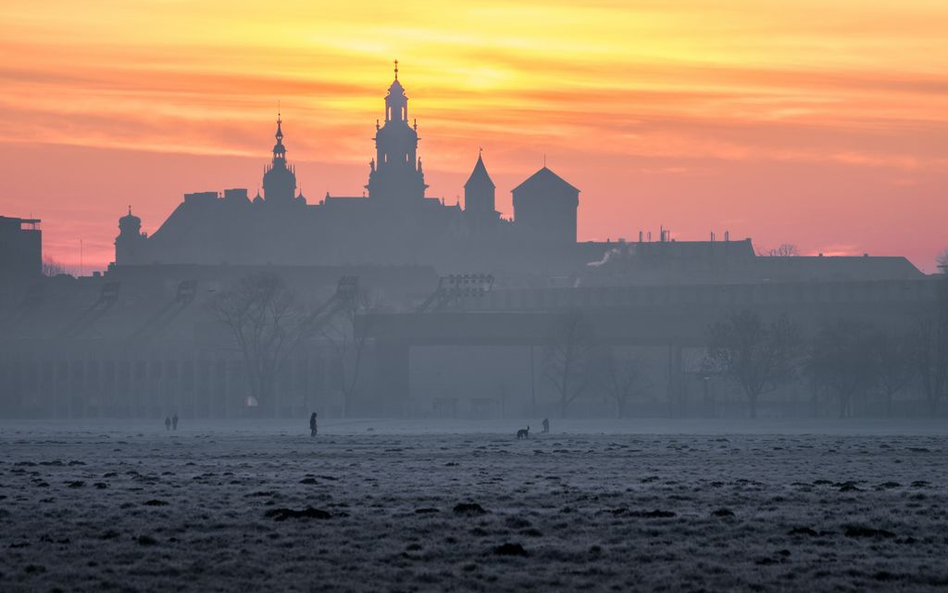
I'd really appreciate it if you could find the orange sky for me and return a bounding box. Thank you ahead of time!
[1,0,946,272]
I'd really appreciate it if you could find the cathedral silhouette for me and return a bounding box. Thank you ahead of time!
[115,63,581,273]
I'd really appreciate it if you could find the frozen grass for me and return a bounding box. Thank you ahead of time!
[1,419,947,592]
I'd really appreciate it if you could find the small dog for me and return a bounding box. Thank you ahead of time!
[516,426,530,440]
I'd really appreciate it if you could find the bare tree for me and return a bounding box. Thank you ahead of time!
[706,310,802,418]
[870,331,914,417]
[320,287,376,417]
[602,348,648,418]
[42,258,68,277]
[808,318,877,418]
[758,244,800,257]
[543,308,598,417]
[207,272,307,413]
[937,249,948,274]
[913,276,948,415]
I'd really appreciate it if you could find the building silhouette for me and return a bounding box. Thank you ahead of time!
[0,216,42,282]
[111,63,925,285]
[366,63,428,204]
[262,113,298,207]
[113,64,583,273]
[115,207,146,266]
[464,152,496,219]
[512,167,579,245]
[0,64,935,421]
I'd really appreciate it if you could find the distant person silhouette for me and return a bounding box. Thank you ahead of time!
[309,412,318,437]
[172,413,179,430]
[542,418,550,433]
[164,416,171,431]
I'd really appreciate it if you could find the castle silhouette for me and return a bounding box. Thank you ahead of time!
[113,63,924,284]
[115,63,580,273]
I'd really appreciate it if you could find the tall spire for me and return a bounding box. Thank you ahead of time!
[263,109,296,205]
[272,108,286,161]
[384,60,408,122]
[465,151,495,190]
[464,150,496,218]
[368,62,428,202]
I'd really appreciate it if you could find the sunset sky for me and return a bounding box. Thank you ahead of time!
[1,0,946,272]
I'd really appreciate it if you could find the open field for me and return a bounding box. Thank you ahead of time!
[1,419,947,592]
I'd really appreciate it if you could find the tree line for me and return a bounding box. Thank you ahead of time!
[542,277,948,418]
[706,309,946,418]
[206,272,375,416]
[206,268,948,419]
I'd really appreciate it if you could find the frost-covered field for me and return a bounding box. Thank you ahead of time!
[1,419,947,592]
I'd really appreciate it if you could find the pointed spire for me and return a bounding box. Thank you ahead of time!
[465,151,495,189]
[271,108,286,161]
[387,60,405,95]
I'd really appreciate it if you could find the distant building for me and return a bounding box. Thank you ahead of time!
[113,64,580,273]
[579,237,924,285]
[115,207,146,266]
[463,152,497,223]
[365,68,428,204]
[512,167,579,245]
[262,115,298,207]
[0,65,935,421]
[111,63,923,285]
[0,216,41,281]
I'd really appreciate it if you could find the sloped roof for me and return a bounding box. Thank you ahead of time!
[464,154,495,189]
[512,166,579,195]
[387,78,405,96]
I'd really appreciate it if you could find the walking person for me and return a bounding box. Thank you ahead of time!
[164,416,172,431]
[309,412,318,437]
[172,413,179,430]
[542,418,550,433]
